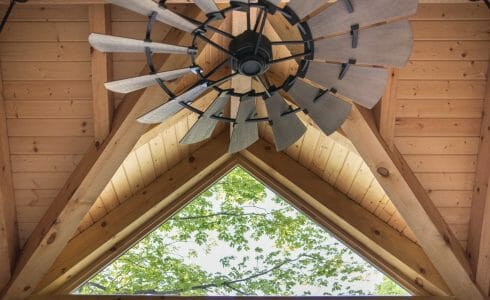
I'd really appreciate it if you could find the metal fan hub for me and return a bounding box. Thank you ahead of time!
[229,30,272,77]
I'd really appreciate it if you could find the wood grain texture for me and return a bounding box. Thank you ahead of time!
[89,4,114,145]
[0,6,204,299]
[0,61,18,292]
[36,133,232,294]
[241,140,450,296]
[342,105,484,299]
[467,57,490,296]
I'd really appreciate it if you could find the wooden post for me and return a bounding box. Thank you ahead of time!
[89,4,113,146]
[0,61,18,291]
[467,58,490,296]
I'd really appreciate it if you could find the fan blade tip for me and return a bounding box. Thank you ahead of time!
[103,83,125,94]
[136,116,158,124]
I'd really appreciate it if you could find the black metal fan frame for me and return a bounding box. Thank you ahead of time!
[144,0,314,124]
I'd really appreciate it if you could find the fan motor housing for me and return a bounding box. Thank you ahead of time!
[229,30,272,77]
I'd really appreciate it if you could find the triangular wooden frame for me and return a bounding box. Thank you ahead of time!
[34,134,448,298]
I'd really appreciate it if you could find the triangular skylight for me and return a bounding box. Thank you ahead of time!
[75,167,409,296]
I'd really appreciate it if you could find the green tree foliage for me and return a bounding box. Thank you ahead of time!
[375,277,408,295]
[76,167,408,296]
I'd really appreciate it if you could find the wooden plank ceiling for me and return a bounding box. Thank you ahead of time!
[0,1,489,296]
[0,0,488,251]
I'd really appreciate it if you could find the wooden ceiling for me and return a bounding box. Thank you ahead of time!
[0,1,489,299]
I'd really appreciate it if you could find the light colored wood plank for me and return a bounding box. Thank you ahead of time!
[7,4,88,21]
[6,119,94,137]
[5,100,93,119]
[0,7,205,299]
[395,118,482,137]
[404,155,477,173]
[98,182,119,213]
[89,4,113,145]
[322,142,349,185]
[334,152,363,195]
[241,140,450,296]
[110,166,131,204]
[379,69,399,149]
[399,61,488,81]
[412,3,490,20]
[347,162,375,203]
[439,207,471,225]
[11,172,71,190]
[298,125,320,168]
[341,105,485,299]
[2,81,92,100]
[416,173,475,191]
[122,152,145,194]
[411,21,490,41]
[134,143,156,187]
[8,137,93,155]
[0,61,18,291]
[395,137,481,155]
[35,133,232,295]
[410,41,490,61]
[148,134,168,176]
[10,155,82,173]
[14,189,58,207]
[467,57,490,296]
[397,80,487,100]
[0,42,90,62]
[0,22,89,42]
[430,191,473,208]
[308,135,334,177]
[397,100,484,119]
[1,62,91,81]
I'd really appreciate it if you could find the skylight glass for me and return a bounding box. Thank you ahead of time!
[75,167,409,296]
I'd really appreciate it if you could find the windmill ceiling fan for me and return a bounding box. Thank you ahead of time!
[89,0,417,153]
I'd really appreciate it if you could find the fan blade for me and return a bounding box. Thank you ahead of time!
[229,95,259,153]
[180,92,230,144]
[265,0,282,6]
[286,0,326,20]
[288,79,352,136]
[137,83,209,124]
[194,0,220,15]
[305,61,388,109]
[315,20,413,67]
[88,33,194,55]
[264,93,306,151]
[105,68,198,94]
[109,0,197,33]
[308,0,418,38]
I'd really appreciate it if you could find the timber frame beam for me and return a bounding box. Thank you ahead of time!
[467,57,490,296]
[0,61,18,291]
[35,136,451,297]
[340,105,486,300]
[89,4,114,146]
[239,141,449,296]
[0,6,205,299]
[30,296,457,300]
[35,133,233,295]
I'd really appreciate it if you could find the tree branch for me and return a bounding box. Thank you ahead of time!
[140,254,309,295]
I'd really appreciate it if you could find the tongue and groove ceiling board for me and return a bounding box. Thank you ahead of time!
[0,0,489,298]
[394,2,490,251]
